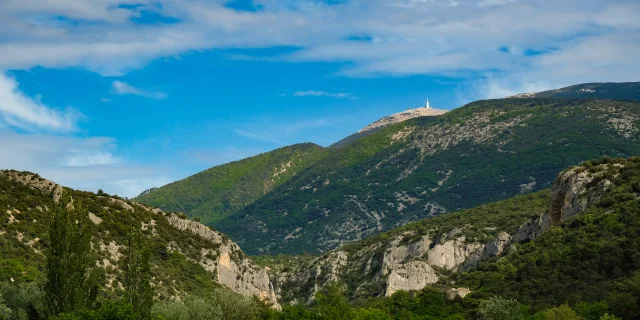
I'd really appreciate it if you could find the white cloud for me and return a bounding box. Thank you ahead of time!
[0,72,80,131]
[291,90,352,98]
[0,0,637,99]
[100,97,113,103]
[0,131,174,198]
[112,80,168,99]
[64,150,123,167]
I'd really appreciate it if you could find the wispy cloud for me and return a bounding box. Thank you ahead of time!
[233,117,336,146]
[233,128,286,146]
[0,132,173,197]
[290,90,352,98]
[0,72,79,131]
[111,81,167,100]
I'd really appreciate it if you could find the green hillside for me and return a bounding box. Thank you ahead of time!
[219,98,640,254]
[521,82,640,100]
[0,171,278,306]
[259,157,640,320]
[455,156,640,318]
[135,143,327,225]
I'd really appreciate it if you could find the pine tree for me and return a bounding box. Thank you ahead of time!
[123,227,153,319]
[44,195,98,317]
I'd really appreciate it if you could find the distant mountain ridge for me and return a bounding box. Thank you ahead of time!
[508,81,640,100]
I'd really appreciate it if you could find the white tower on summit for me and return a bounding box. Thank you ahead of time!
[425,98,431,109]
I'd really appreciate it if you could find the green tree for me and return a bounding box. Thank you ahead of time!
[0,295,11,320]
[122,227,153,319]
[541,304,581,320]
[44,198,99,317]
[478,297,525,320]
[313,283,353,320]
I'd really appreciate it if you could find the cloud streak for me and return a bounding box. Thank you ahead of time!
[291,90,352,98]
[112,81,168,99]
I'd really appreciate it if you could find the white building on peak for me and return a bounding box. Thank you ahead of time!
[425,98,431,109]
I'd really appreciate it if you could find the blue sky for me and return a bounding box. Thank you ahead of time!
[0,0,638,197]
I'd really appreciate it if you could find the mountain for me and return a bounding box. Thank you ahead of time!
[263,156,640,318]
[135,143,326,225]
[508,81,640,100]
[331,105,448,149]
[219,97,640,255]
[0,171,279,307]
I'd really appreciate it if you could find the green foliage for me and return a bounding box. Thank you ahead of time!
[538,304,581,320]
[135,143,327,225]
[151,288,263,320]
[0,282,45,319]
[457,157,640,319]
[122,228,153,319]
[44,198,99,317]
[49,300,137,320]
[478,297,526,320]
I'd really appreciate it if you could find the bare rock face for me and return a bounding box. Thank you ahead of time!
[276,229,518,302]
[385,261,438,296]
[427,236,484,270]
[165,214,280,309]
[446,287,471,300]
[543,166,612,228]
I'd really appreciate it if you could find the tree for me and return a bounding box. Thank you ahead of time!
[122,227,153,319]
[44,197,99,317]
[478,297,525,320]
[540,304,581,320]
[313,283,353,320]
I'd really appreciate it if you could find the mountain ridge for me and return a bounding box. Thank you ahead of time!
[137,81,640,256]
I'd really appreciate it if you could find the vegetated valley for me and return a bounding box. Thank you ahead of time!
[1,82,640,319]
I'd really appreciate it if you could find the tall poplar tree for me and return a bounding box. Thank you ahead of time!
[44,195,98,317]
[123,227,153,319]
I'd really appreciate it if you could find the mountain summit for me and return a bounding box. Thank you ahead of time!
[358,100,448,133]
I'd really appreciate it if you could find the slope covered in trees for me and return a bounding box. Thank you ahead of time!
[259,157,640,320]
[517,82,640,100]
[135,143,326,225]
[219,98,640,254]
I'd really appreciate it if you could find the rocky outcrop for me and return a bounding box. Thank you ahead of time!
[542,166,613,228]
[274,228,520,302]
[385,261,438,296]
[166,214,280,308]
